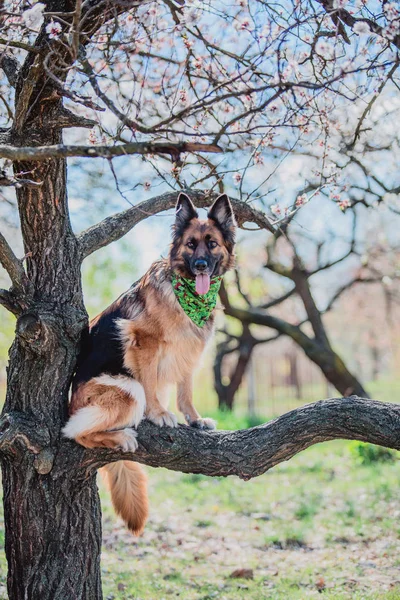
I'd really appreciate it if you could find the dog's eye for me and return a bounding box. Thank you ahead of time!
[187,241,196,249]
[208,241,218,249]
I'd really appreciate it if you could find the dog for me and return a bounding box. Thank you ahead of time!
[63,193,236,535]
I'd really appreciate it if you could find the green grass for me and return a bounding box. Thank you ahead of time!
[0,386,400,599]
[96,411,400,600]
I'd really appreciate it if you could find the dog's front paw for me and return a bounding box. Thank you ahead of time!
[190,417,216,430]
[119,429,139,452]
[146,409,178,428]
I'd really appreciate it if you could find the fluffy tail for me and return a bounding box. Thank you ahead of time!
[100,461,148,535]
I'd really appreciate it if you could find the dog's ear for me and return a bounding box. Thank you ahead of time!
[175,193,198,230]
[207,194,236,233]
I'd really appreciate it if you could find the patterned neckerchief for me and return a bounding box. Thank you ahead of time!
[171,273,223,328]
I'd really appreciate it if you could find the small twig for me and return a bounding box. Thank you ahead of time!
[71,0,83,60]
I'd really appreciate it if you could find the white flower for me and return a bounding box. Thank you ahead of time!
[384,3,399,20]
[179,89,188,104]
[295,194,307,207]
[88,130,97,144]
[232,172,242,185]
[45,19,62,40]
[338,198,351,211]
[270,203,281,216]
[353,21,370,35]
[22,3,45,30]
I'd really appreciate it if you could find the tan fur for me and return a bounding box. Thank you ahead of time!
[63,195,236,535]
[70,380,141,450]
[118,282,209,425]
[170,218,234,276]
[100,461,148,535]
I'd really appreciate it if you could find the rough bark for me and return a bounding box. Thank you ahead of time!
[10,396,396,482]
[0,141,222,161]
[1,2,100,597]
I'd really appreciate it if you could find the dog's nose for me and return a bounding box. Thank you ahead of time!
[194,259,208,271]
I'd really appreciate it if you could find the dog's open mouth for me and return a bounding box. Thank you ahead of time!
[195,273,211,295]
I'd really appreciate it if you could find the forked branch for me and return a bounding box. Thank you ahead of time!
[0,231,29,294]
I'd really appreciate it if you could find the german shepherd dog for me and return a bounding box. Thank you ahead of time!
[63,193,236,535]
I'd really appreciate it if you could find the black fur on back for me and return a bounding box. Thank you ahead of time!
[72,284,141,390]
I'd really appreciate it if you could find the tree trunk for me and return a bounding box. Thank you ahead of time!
[217,386,236,411]
[2,313,102,599]
[1,51,102,592]
[214,325,255,411]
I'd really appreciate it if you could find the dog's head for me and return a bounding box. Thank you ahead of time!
[169,193,236,294]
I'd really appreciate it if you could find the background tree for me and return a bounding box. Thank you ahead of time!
[214,209,400,408]
[0,1,400,598]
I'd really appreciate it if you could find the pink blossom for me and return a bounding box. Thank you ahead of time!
[45,19,62,40]
[295,194,307,207]
[238,18,252,31]
[232,172,242,185]
[338,198,351,211]
[143,181,151,191]
[179,89,188,104]
[333,0,348,8]
[254,152,264,165]
[88,130,97,144]
[193,57,203,70]
[270,204,281,216]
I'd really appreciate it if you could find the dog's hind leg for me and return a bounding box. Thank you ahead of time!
[63,375,146,451]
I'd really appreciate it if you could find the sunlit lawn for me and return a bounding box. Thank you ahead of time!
[0,383,399,599]
[98,407,400,600]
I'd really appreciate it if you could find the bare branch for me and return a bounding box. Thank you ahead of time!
[0,141,223,162]
[77,189,275,260]
[0,170,43,189]
[48,107,97,130]
[70,397,400,477]
[0,38,40,54]
[260,287,296,309]
[220,281,308,343]
[347,61,400,150]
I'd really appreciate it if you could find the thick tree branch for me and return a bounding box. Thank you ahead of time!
[0,141,222,162]
[220,281,309,345]
[66,397,400,478]
[0,289,22,316]
[78,189,275,259]
[0,231,30,293]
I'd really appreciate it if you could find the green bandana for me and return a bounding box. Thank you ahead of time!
[171,273,223,327]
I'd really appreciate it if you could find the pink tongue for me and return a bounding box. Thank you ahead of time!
[195,273,211,295]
